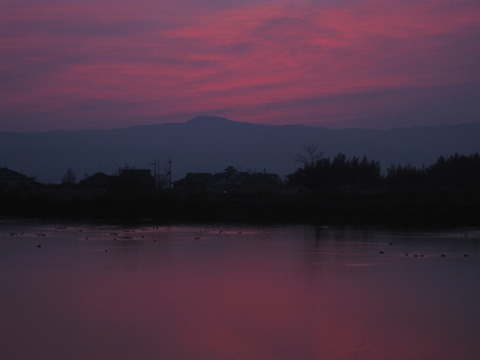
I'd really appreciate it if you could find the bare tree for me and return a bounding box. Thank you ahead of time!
[295,144,323,167]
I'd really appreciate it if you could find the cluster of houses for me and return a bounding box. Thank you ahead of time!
[81,167,283,193]
[173,168,283,193]
[79,169,156,188]
[1,166,283,194]
[0,167,37,188]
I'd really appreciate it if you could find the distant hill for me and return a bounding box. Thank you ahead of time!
[1,116,480,184]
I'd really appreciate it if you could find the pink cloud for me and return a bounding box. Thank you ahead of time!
[1,0,479,130]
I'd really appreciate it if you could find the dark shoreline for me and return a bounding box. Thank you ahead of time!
[2,187,479,228]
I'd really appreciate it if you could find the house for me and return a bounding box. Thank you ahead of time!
[208,172,242,193]
[236,172,283,193]
[118,169,155,188]
[79,172,113,188]
[173,173,212,192]
[210,172,283,193]
[174,170,283,193]
[80,169,155,188]
[0,167,36,188]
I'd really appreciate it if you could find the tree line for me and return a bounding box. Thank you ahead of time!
[287,151,480,192]
[2,149,480,225]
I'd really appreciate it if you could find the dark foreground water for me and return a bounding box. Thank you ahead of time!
[1,220,480,360]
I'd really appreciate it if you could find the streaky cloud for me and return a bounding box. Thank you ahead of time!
[1,0,479,130]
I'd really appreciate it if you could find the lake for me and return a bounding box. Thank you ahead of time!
[1,219,480,360]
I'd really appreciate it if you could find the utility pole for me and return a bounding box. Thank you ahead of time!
[167,158,172,189]
[150,160,159,186]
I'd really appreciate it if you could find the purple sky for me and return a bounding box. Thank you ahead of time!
[1,0,480,131]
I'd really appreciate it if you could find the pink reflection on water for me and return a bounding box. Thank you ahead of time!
[1,224,480,360]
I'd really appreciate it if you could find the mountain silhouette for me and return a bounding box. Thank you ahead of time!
[1,116,480,184]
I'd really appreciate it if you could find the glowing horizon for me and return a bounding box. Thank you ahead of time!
[1,0,479,131]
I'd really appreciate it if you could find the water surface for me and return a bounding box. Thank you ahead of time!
[1,220,480,360]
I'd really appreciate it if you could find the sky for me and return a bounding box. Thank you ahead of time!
[1,0,480,131]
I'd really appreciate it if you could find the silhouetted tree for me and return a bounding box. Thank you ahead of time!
[427,153,480,189]
[295,144,323,167]
[385,164,427,188]
[383,153,480,190]
[287,153,381,192]
[62,167,77,185]
[224,166,238,177]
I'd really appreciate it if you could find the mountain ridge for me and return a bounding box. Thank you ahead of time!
[1,116,480,184]
[7,115,479,134]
